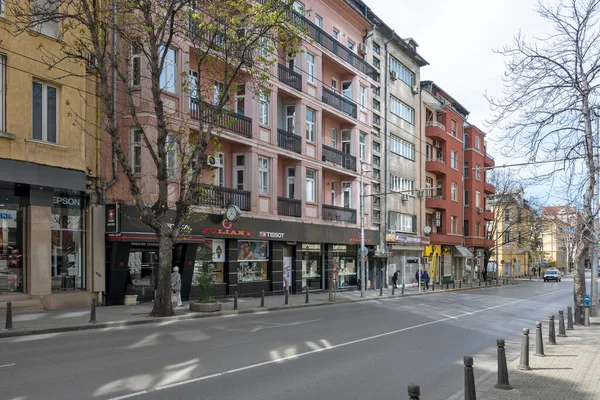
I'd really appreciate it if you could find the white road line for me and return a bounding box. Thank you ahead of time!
[0,363,16,368]
[106,289,568,400]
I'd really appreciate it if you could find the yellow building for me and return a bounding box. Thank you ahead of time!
[540,207,573,273]
[0,4,101,309]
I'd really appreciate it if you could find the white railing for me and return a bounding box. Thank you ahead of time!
[426,121,446,131]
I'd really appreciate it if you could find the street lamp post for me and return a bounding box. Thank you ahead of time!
[360,165,365,298]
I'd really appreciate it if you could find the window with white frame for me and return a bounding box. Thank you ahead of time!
[389,56,415,86]
[475,136,480,151]
[166,134,177,179]
[451,216,458,234]
[389,174,415,194]
[307,53,315,83]
[330,181,336,205]
[373,141,380,152]
[359,85,366,109]
[32,81,58,143]
[332,29,339,40]
[306,168,316,202]
[159,47,177,93]
[476,221,481,237]
[373,57,380,69]
[359,132,366,160]
[259,89,269,125]
[259,37,270,59]
[214,153,224,186]
[464,161,469,178]
[504,230,510,244]
[390,96,415,124]
[130,46,141,87]
[451,120,457,137]
[450,151,457,169]
[258,157,269,194]
[389,212,415,233]
[131,130,143,174]
[33,0,60,38]
[293,0,304,14]
[306,107,316,142]
[235,83,245,115]
[476,191,481,208]
[234,154,245,190]
[342,182,352,208]
[347,40,355,51]
[390,135,415,160]
[451,182,457,201]
[287,167,295,198]
[213,81,224,105]
[475,164,481,180]
[314,15,323,28]
[464,190,469,205]
[331,127,338,149]
[0,55,5,132]
[372,42,380,54]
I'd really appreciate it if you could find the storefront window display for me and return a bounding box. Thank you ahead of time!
[127,249,158,297]
[301,244,322,290]
[0,200,24,294]
[51,194,85,291]
[238,240,268,282]
[333,245,357,288]
[193,239,225,285]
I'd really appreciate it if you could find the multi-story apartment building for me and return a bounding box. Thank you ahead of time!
[541,206,576,273]
[0,7,101,309]
[463,124,495,275]
[102,0,380,304]
[420,81,474,284]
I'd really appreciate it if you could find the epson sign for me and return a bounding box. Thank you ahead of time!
[53,196,81,208]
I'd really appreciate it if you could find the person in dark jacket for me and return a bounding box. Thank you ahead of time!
[392,270,399,288]
[423,270,430,290]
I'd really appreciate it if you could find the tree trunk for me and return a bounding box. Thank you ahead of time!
[573,248,587,325]
[150,233,175,317]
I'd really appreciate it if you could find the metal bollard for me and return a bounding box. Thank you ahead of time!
[285,290,288,305]
[479,279,481,287]
[464,356,476,400]
[380,282,383,296]
[548,315,557,345]
[305,288,309,304]
[260,290,265,308]
[567,306,574,330]
[446,281,449,290]
[402,283,405,295]
[392,285,395,295]
[89,298,97,323]
[585,307,590,326]
[535,321,545,357]
[432,282,435,291]
[5,301,13,330]
[453,280,456,289]
[233,291,238,310]
[517,328,531,370]
[558,310,567,337]
[408,384,420,400]
[459,280,462,289]
[495,339,513,390]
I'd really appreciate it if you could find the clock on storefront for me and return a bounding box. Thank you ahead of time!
[226,205,241,223]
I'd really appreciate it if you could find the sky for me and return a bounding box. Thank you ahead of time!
[366,0,561,203]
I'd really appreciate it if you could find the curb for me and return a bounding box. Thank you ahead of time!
[0,281,518,338]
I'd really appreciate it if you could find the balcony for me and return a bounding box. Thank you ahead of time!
[429,233,462,246]
[322,87,358,119]
[322,145,357,172]
[196,184,251,211]
[190,99,252,138]
[289,11,377,80]
[465,237,495,248]
[484,210,494,221]
[484,182,496,194]
[277,129,302,154]
[425,121,447,141]
[322,204,357,224]
[426,197,447,210]
[426,158,449,176]
[277,197,301,217]
[484,152,495,167]
[277,63,302,92]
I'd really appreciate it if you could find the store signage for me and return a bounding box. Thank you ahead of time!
[333,245,347,251]
[301,244,321,252]
[349,233,371,244]
[260,231,285,239]
[53,196,81,208]
[105,204,119,233]
[0,212,13,220]
[202,227,250,237]
[386,234,429,245]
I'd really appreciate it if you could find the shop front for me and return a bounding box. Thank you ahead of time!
[386,234,428,286]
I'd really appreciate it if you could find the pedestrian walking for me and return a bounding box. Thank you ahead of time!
[392,270,399,288]
[171,266,183,307]
[482,268,488,283]
[423,270,430,290]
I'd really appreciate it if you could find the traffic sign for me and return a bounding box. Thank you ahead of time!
[359,247,368,257]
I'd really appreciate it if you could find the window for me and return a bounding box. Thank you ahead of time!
[389,175,415,194]
[306,108,316,142]
[373,141,380,152]
[426,177,433,195]
[475,164,481,180]
[331,127,338,149]
[159,47,177,93]
[235,84,245,115]
[293,1,304,14]
[373,99,380,111]
[131,130,143,174]
[331,181,337,205]
[475,136,481,151]
[450,151,457,169]
[166,134,176,179]
[130,46,141,87]
[331,78,338,93]
[389,212,416,233]
[287,168,295,198]
[504,209,510,222]
[451,120,457,137]
[347,40,355,51]
[341,129,351,153]
[372,155,380,166]
[451,182,457,201]
[372,86,380,96]
[389,56,415,86]
[464,134,469,149]
[476,221,481,237]
[504,230,511,244]
[307,53,315,83]
[259,89,269,125]
[359,132,366,160]
[476,191,481,208]
[32,81,58,143]
[332,29,339,40]
[286,105,295,133]
[342,81,352,99]
[213,81,224,105]
[342,182,352,208]
[315,15,323,28]
[464,162,469,178]
[390,96,415,124]
[373,57,380,69]
[234,154,245,190]
[306,169,316,202]
[373,114,381,125]
[373,169,380,179]
[34,0,60,38]
[359,85,366,109]
[372,42,380,54]
[214,153,224,186]
[258,157,269,194]
[464,191,469,205]
[451,216,458,234]
[259,38,270,59]
[390,136,415,160]
[0,55,4,132]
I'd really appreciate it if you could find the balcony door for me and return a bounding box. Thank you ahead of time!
[235,84,245,116]
[287,54,296,71]
[286,105,296,134]
[342,182,352,208]
[342,81,352,99]
[341,129,351,154]
[215,153,225,187]
[233,154,245,190]
[287,167,295,198]
[189,70,199,110]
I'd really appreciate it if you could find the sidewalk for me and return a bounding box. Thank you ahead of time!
[0,279,502,338]
[478,317,600,400]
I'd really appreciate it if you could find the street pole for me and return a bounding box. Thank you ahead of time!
[591,111,600,317]
[360,164,365,298]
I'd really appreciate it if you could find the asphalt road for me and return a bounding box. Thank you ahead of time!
[0,280,573,400]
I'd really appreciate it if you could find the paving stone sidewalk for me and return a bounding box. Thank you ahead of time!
[478,317,600,400]
[0,280,502,337]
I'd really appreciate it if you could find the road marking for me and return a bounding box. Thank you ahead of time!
[106,288,568,400]
[250,319,319,333]
[0,363,16,368]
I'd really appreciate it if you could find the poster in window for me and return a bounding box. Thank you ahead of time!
[238,240,269,261]
[283,256,292,292]
[212,239,225,262]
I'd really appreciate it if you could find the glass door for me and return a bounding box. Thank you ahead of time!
[0,202,24,294]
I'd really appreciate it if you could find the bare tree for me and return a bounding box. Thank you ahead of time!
[6,0,300,316]
[487,0,600,323]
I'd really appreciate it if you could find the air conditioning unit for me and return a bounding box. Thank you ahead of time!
[390,70,398,81]
[206,155,223,168]
[411,85,419,95]
[433,140,441,148]
[358,43,367,55]
[435,211,442,219]
[401,194,409,201]
[434,218,441,227]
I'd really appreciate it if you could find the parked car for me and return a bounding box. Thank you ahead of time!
[543,269,561,282]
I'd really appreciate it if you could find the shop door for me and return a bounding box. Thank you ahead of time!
[128,248,159,301]
[283,245,294,293]
[0,204,24,294]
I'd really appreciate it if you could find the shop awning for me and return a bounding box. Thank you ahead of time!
[453,246,474,258]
